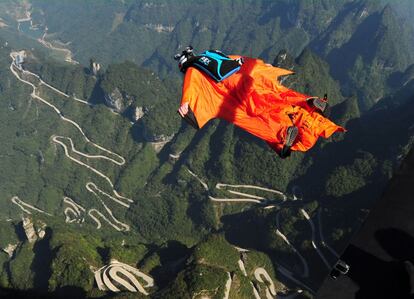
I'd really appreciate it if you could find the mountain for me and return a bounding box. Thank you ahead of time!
[314,2,414,110]
[0,1,414,298]
[9,0,411,111]
[273,48,344,106]
[317,146,414,299]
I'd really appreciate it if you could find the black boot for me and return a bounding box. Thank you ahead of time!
[279,126,298,159]
[307,97,329,115]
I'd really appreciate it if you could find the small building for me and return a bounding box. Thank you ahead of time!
[16,54,24,66]
[15,51,27,70]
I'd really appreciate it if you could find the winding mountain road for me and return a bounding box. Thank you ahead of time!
[223,272,232,299]
[187,168,286,203]
[187,169,322,294]
[38,37,78,64]
[251,281,262,299]
[216,184,287,201]
[276,211,310,278]
[63,196,85,223]
[10,52,124,164]
[300,209,330,269]
[94,260,154,294]
[11,196,52,216]
[254,267,277,299]
[9,51,131,231]
[317,208,340,258]
[238,259,248,276]
[52,136,132,206]
[86,182,130,231]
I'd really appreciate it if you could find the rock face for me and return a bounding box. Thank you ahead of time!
[0,17,8,28]
[169,151,181,162]
[147,133,173,143]
[22,217,37,243]
[92,62,101,76]
[133,106,145,121]
[273,49,295,70]
[104,88,127,113]
[2,243,18,258]
[21,217,47,243]
[150,134,174,153]
[36,221,47,239]
[143,23,174,33]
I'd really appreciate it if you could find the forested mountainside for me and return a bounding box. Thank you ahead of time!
[317,147,414,299]
[14,0,414,111]
[0,1,413,298]
[2,0,414,112]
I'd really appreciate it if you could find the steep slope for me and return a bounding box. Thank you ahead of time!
[273,48,344,105]
[0,34,345,296]
[1,1,414,297]
[10,0,411,114]
[313,2,414,110]
[24,0,353,72]
[317,145,414,299]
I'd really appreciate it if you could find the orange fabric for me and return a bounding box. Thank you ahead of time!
[181,56,345,153]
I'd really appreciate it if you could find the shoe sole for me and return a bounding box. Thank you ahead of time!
[285,126,298,147]
[313,98,327,112]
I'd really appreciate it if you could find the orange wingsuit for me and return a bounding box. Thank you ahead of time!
[180,55,345,153]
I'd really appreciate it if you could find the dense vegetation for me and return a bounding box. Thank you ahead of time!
[0,0,414,298]
[20,0,413,111]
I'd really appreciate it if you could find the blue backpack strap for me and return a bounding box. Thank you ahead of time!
[189,50,242,82]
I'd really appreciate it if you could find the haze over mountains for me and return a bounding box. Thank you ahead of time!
[0,1,413,298]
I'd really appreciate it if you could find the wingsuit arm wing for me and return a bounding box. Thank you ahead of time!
[255,60,295,83]
[180,67,222,128]
[179,108,199,129]
[228,55,295,81]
